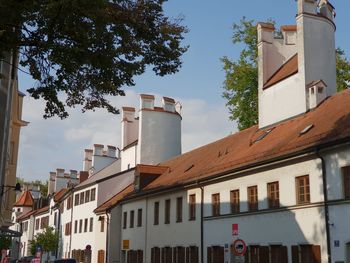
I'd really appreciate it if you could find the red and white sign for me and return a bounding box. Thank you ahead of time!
[232,239,247,256]
[232,224,238,236]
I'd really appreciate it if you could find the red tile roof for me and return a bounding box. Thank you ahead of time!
[16,205,50,222]
[264,54,298,89]
[281,25,297,31]
[137,89,350,191]
[14,191,34,207]
[53,188,69,202]
[94,184,134,214]
[16,210,36,222]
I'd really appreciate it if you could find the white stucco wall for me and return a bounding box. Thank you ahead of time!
[121,189,201,263]
[121,146,137,172]
[259,73,306,128]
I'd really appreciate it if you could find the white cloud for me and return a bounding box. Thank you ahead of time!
[17,91,236,181]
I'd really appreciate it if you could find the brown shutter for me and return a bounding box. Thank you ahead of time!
[281,246,288,263]
[244,247,249,263]
[155,248,160,263]
[207,247,212,263]
[219,247,225,263]
[292,246,299,263]
[312,245,321,263]
[343,166,350,198]
[259,246,269,263]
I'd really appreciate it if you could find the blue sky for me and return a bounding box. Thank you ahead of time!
[17,1,350,181]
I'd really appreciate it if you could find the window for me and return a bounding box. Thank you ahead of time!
[65,223,71,236]
[74,220,78,233]
[137,209,142,227]
[100,217,105,232]
[91,188,96,201]
[154,202,159,225]
[248,186,258,211]
[164,199,170,224]
[176,197,183,222]
[67,196,72,210]
[54,212,57,226]
[75,194,79,206]
[23,221,28,232]
[40,216,49,229]
[342,166,350,199]
[230,190,240,213]
[123,212,127,229]
[84,218,88,232]
[296,175,310,204]
[130,210,134,228]
[79,219,83,233]
[267,182,280,208]
[80,192,85,205]
[189,194,196,221]
[212,193,220,216]
[85,190,90,203]
[89,218,93,232]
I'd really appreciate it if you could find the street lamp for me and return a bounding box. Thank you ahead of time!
[0,182,21,196]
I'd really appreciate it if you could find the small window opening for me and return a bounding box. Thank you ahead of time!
[253,128,274,143]
[318,87,324,93]
[311,87,315,94]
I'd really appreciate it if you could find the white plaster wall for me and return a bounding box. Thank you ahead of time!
[204,207,327,263]
[121,189,201,263]
[138,110,181,165]
[259,74,306,128]
[203,159,323,216]
[108,208,122,263]
[20,217,34,257]
[121,145,137,171]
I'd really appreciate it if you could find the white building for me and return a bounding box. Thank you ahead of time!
[99,1,350,263]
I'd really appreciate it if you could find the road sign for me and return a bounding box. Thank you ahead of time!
[232,239,247,256]
[232,224,238,236]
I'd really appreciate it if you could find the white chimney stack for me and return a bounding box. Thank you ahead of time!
[162,97,176,113]
[140,94,155,110]
[93,144,104,156]
[107,145,117,158]
[83,149,93,171]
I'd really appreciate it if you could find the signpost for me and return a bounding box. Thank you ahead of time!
[232,239,247,256]
[232,224,238,236]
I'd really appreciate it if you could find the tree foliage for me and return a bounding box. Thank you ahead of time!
[0,0,188,118]
[16,178,48,196]
[222,17,350,131]
[30,227,58,256]
[0,236,11,250]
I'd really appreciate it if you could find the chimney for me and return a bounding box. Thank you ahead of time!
[70,170,78,179]
[107,145,117,158]
[140,94,155,110]
[56,168,65,177]
[93,144,104,156]
[79,171,89,184]
[319,1,335,22]
[297,0,317,15]
[83,149,93,172]
[162,97,176,113]
[121,107,139,149]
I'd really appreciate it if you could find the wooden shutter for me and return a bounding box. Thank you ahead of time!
[312,245,321,263]
[219,247,224,263]
[244,247,249,263]
[191,246,198,263]
[292,246,299,263]
[259,246,269,263]
[343,166,350,198]
[207,247,212,263]
[98,250,105,263]
[249,246,259,263]
[155,248,160,263]
[281,246,288,263]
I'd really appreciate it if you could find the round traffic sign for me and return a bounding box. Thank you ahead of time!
[232,239,247,256]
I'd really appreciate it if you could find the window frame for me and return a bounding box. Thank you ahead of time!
[211,193,220,216]
[247,186,258,211]
[164,199,171,224]
[230,189,240,213]
[267,181,280,208]
[154,202,159,225]
[296,175,310,205]
[189,194,196,221]
[176,197,183,223]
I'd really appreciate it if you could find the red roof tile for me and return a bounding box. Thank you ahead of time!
[139,89,350,191]
[264,54,298,89]
[53,188,69,202]
[14,191,34,207]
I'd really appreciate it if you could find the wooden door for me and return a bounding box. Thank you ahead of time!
[97,250,105,263]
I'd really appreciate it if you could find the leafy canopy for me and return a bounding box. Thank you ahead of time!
[222,17,350,131]
[0,0,187,118]
[0,236,11,250]
[30,227,59,255]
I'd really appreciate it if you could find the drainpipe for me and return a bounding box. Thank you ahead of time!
[200,185,204,263]
[105,212,110,263]
[316,150,331,263]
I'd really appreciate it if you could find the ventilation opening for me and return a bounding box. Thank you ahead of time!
[184,164,194,173]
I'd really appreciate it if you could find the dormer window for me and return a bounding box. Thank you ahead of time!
[307,80,327,110]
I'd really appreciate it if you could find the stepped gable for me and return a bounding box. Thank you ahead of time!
[13,191,34,207]
[141,89,350,191]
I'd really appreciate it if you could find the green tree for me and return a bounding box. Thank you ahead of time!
[30,227,58,257]
[222,17,350,131]
[16,178,49,196]
[0,236,11,250]
[0,0,188,118]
